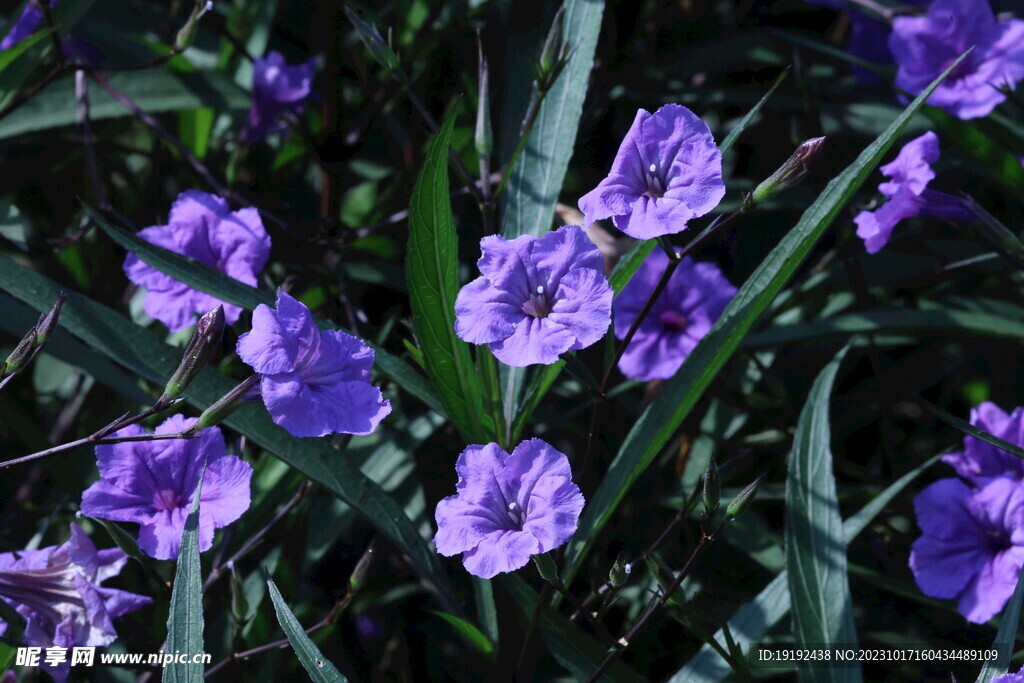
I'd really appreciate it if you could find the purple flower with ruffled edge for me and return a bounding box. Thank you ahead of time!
[943,401,1024,485]
[578,104,725,240]
[242,50,316,142]
[124,190,271,332]
[613,250,735,382]
[237,290,391,438]
[890,0,1024,120]
[0,0,50,51]
[434,439,584,579]
[994,672,1024,683]
[854,131,971,253]
[0,523,152,682]
[454,225,612,367]
[80,414,252,561]
[911,477,1024,623]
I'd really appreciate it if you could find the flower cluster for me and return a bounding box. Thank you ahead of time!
[854,131,972,254]
[911,402,1024,623]
[434,439,585,579]
[80,415,252,560]
[454,225,613,367]
[0,524,151,682]
[238,290,392,437]
[124,189,271,332]
[613,250,735,381]
[889,0,1024,120]
[242,51,317,142]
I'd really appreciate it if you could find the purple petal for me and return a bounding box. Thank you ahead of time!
[454,277,522,345]
[489,317,576,367]
[550,268,612,351]
[201,456,253,528]
[461,530,540,579]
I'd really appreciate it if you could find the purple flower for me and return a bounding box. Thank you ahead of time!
[434,439,585,579]
[854,131,972,254]
[613,250,735,381]
[890,0,1024,120]
[242,51,316,142]
[578,104,725,240]
[124,190,271,332]
[80,414,252,561]
[994,671,1024,683]
[943,402,1024,485]
[0,0,50,51]
[454,225,613,367]
[911,477,1024,623]
[0,523,152,682]
[237,290,391,437]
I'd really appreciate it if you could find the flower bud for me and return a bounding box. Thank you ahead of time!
[725,472,767,520]
[702,457,720,513]
[3,328,37,377]
[532,552,561,585]
[536,7,571,91]
[34,292,65,345]
[608,550,631,588]
[175,0,213,50]
[343,7,402,75]
[160,305,224,404]
[349,539,377,593]
[475,38,493,168]
[746,137,827,210]
[187,374,260,434]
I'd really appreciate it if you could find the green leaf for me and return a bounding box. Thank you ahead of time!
[405,110,489,441]
[0,68,249,140]
[0,253,459,613]
[564,51,970,587]
[84,204,445,418]
[671,454,942,682]
[0,29,53,74]
[919,398,1024,463]
[501,574,645,683]
[430,611,495,658]
[975,566,1024,682]
[266,576,347,682]
[178,107,214,159]
[925,107,1024,197]
[785,348,861,682]
[163,471,205,683]
[500,0,605,238]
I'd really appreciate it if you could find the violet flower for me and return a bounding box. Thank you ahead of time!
[994,671,1024,683]
[943,401,1024,485]
[237,290,391,438]
[434,439,585,579]
[889,0,1024,120]
[854,131,972,254]
[242,50,317,142]
[578,104,725,239]
[454,225,613,367]
[0,0,52,51]
[613,249,735,381]
[80,414,252,561]
[911,476,1024,623]
[123,190,271,332]
[0,523,152,682]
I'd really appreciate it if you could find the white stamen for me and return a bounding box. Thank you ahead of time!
[649,164,656,173]
[536,285,544,294]
[624,563,632,575]
[508,502,517,511]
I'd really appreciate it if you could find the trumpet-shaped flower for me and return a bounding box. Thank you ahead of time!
[854,131,972,253]
[237,290,391,437]
[942,401,1024,485]
[613,250,735,381]
[578,104,725,239]
[242,51,316,142]
[889,0,1024,120]
[80,414,252,560]
[434,439,585,579]
[0,524,152,681]
[454,225,613,367]
[123,190,271,332]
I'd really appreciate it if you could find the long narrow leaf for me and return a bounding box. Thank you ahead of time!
[785,348,861,682]
[975,566,1024,682]
[266,577,347,683]
[163,472,205,683]
[564,51,970,586]
[671,454,942,682]
[406,110,489,442]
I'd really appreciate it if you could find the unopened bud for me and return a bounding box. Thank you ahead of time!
[609,550,630,588]
[228,561,250,624]
[702,458,720,513]
[187,374,260,434]
[35,292,65,345]
[746,137,826,210]
[725,472,767,520]
[536,7,571,91]
[4,328,37,377]
[343,7,401,74]
[175,0,213,50]
[532,552,561,586]
[475,37,493,166]
[349,539,377,593]
[160,306,224,403]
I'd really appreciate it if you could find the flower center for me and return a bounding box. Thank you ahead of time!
[153,489,182,511]
[522,285,551,319]
[988,529,1013,554]
[659,310,688,332]
[504,501,525,529]
[644,163,665,198]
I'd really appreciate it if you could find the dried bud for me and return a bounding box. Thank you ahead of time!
[349,539,377,593]
[175,0,213,50]
[702,457,720,513]
[608,550,631,588]
[227,561,249,624]
[35,292,65,345]
[475,37,493,169]
[746,137,827,210]
[960,195,1024,269]
[536,6,571,91]
[160,306,224,403]
[725,472,767,520]
[187,374,260,434]
[343,7,401,75]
